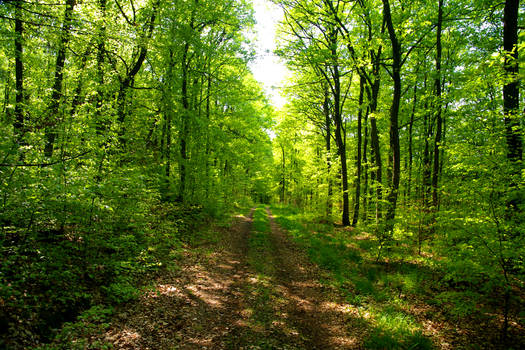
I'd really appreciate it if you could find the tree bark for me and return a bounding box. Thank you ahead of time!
[116,0,158,141]
[368,67,382,222]
[323,84,333,218]
[432,0,443,210]
[44,0,75,157]
[94,0,107,133]
[503,0,522,164]
[362,106,369,222]
[382,0,401,231]
[329,31,350,226]
[179,39,191,202]
[407,84,417,200]
[352,76,365,225]
[13,0,25,146]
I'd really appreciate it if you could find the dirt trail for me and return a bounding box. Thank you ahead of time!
[98,209,358,349]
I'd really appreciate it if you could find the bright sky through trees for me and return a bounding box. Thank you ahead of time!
[250,0,289,108]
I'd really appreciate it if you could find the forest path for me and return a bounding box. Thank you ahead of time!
[99,208,358,349]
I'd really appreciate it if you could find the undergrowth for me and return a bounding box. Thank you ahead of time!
[0,202,216,349]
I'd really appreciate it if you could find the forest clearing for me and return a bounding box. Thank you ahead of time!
[0,0,524,349]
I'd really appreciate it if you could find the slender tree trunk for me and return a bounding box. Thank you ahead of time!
[281,143,286,203]
[44,0,75,157]
[13,0,24,147]
[382,0,401,231]
[503,0,522,164]
[352,76,365,225]
[205,64,212,199]
[94,0,107,133]
[323,84,333,218]
[503,0,523,221]
[369,79,382,222]
[179,40,191,202]
[432,0,443,210]
[70,43,94,117]
[330,32,350,226]
[365,42,384,223]
[116,0,158,143]
[408,84,417,200]
[422,73,432,208]
[362,106,369,222]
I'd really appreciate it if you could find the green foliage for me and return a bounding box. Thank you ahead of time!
[102,276,139,304]
[0,202,206,347]
[38,305,114,350]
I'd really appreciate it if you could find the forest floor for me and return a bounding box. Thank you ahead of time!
[84,207,361,349]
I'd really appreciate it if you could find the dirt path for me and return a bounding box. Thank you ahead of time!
[97,209,358,349]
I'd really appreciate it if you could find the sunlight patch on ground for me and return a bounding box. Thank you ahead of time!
[105,328,141,348]
[146,284,185,298]
[186,286,224,307]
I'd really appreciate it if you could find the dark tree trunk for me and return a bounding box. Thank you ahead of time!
[362,106,369,222]
[179,40,191,202]
[330,32,350,226]
[70,44,93,117]
[432,0,443,210]
[205,63,212,199]
[369,69,382,222]
[94,0,107,133]
[407,84,417,200]
[382,0,401,231]
[323,84,333,218]
[352,76,365,225]
[116,0,158,143]
[503,0,522,164]
[422,101,432,207]
[281,143,286,203]
[13,0,24,146]
[44,0,75,157]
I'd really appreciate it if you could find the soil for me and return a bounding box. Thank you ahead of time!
[97,209,360,349]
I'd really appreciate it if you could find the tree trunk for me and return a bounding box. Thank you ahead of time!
[369,75,382,222]
[44,0,75,157]
[13,0,25,147]
[281,143,286,203]
[503,0,523,221]
[179,40,191,202]
[408,84,417,200]
[94,0,107,133]
[432,0,443,210]
[116,0,158,143]
[323,84,333,218]
[503,0,522,164]
[330,32,350,226]
[382,0,401,232]
[362,106,369,222]
[352,76,365,225]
